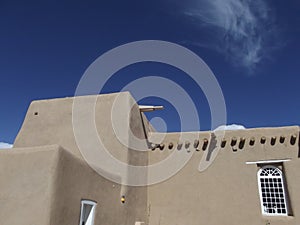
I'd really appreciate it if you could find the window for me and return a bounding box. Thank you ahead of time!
[257,165,288,216]
[79,200,97,225]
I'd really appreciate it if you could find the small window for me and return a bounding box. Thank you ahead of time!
[257,165,288,216]
[79,200,97,225]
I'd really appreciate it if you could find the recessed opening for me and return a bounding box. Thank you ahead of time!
[79,200,97,225]
[231,137,237,146]
[194,140,199,148]
[202,139,208,151]
[159,144,165,151]
[177,143,182,150]
[239,138,245,149]
[185,141,190,149]
[150,143,157,151]
[279,136,285,144]
[249,138,255,146]
[34,112,38,116]
[221,139,226,148]
[290,135,297,145]
[271,137,277,146]
[257,165,291,216]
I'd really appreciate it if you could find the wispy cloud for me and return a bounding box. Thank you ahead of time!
[0,142,13,149]
[184,0,276,72]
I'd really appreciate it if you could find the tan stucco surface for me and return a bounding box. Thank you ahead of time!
[148,127,300,225]
[0,145,60,225]
[1,92,299,225]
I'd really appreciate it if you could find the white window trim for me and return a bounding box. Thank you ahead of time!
[257,165,288,216]
[246,159,291,165]
[79,200,97,225]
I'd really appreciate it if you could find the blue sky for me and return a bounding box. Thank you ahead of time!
[0,0,299,145]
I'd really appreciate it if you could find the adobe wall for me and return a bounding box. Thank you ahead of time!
[147,126,300,225]
[0,145,61,225]
[11,92,150,225]
[14,92,150,160]
[50,146,148,225]
[6,92,300,225]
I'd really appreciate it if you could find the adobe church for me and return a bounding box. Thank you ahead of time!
[0,92,299,225]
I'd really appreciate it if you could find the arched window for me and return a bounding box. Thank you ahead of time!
[257,165,288,216]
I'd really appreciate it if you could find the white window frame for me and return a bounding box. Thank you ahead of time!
[257,165,288,216]
[79,200,97,225]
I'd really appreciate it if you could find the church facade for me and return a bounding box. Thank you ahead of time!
[0,92,299,225]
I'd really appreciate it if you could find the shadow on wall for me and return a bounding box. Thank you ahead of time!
[206,133,217,161]
[281,163,294,216]
[298,132,300,158]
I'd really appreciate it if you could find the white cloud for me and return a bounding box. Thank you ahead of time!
[0,142,13,149]
[214,124,246,131]
[184,0,275,72]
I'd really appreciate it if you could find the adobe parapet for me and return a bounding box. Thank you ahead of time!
[13,92,151,160]
[148,126,299,165]
[148,126,299,152]
[14,92,299,163]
